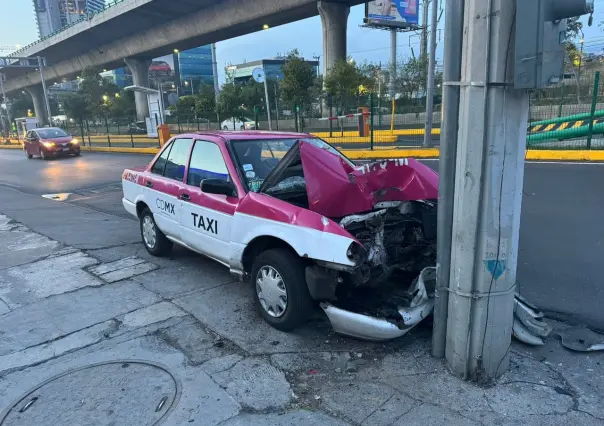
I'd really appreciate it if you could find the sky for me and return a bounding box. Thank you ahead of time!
[1,0,603,83]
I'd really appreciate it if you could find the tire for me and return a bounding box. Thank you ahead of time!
[25,150,32,159]
[139,208,173,256]
[223,126,229,130]
[74,151,81,157]
[240,125,245,130]
[251,248,313,331]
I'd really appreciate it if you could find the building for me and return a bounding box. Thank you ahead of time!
[33,0,105,38]
[225,58,320,83]
[101,45,215,106]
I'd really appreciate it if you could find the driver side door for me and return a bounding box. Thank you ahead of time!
[179,140,238,265]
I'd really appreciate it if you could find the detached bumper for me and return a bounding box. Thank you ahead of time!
[320,267,436,341]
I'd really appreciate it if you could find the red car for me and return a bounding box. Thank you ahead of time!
[149,61,172,75]
[122,131,438,340]
[24,127,81,160]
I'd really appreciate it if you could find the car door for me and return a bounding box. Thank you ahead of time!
[179,140,238,264]
[145,138,193,241]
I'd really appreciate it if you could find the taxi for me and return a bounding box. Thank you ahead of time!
[122,131,439,340]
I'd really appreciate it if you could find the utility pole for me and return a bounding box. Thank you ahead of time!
[0,73,12,136]
[420,0,430,59]
[444,0,593,380]
[432,0,464,359]
[211,43,220,124]
[445,0,528,380]
[423,0,438,147]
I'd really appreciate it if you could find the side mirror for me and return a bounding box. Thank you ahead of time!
[200,178,237,197]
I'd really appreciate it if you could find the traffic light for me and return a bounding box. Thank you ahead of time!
[514,0,594,89]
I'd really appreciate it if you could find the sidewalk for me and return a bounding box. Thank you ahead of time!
[1,209,603,425]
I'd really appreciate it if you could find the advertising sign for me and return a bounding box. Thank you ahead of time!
[365,0,419,28]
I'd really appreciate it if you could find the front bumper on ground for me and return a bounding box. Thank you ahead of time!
[320,267,436,341]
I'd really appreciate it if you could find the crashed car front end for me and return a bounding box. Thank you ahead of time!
[256,140,440,341]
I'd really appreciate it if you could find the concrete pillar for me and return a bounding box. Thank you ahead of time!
[124,58,151,122]
[318,1,349,77]
[25,84,49,127]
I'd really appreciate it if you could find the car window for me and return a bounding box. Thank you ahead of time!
[151,140,173,176]
[26,131,33,139]
[186,141,229,187]
[37,128,69,139]
[163,138,193,181]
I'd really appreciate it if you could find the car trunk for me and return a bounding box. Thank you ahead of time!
[260,140,439,340]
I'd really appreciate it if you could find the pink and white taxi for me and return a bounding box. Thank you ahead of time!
[122,131,438,340]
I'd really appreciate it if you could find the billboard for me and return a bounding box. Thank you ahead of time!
[365,0,419,28]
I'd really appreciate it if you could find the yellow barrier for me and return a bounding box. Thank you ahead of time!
[311,128,440,139]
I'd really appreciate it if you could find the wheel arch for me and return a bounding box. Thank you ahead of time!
[241,236,304,275]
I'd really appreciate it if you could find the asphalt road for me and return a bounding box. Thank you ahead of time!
[1,149,603,329]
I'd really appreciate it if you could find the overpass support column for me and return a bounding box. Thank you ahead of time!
[25,84,49,127]
[318,1,349,77]
[124,58,151,122]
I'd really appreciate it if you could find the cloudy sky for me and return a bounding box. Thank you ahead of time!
[1,1,601,82]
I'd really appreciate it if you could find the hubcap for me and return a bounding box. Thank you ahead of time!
[256,266,287,318]
[142,216,157,248]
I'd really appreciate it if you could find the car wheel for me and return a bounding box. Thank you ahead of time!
[74,151,81,157]
[140,208,173,256]
[251,248,313,331]
[223,126,229,130]
[25,150,32,159]
[240,125,245,130]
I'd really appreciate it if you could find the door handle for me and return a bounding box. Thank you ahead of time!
[180,193,191,201]
[145,181,153,188]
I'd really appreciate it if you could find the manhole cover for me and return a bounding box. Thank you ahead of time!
[0,361,179,426]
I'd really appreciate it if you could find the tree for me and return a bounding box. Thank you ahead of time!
[324,59,366,113]
[280,49,316,108]
[62,93,91,121]
[392,55,429,97]
[567,17,583,40]
[73,68,120,119]
[194,84,217,117]
[8,92,34,119]
[176,95,196,115]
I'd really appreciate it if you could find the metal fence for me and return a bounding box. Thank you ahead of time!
[528,71,604,150]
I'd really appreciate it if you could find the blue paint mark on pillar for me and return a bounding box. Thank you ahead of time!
[484,260,506,280]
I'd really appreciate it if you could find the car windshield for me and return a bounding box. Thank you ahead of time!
[37,128,69,139]
[231,138,353,193]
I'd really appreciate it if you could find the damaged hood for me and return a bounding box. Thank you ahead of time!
[299,141,438,217]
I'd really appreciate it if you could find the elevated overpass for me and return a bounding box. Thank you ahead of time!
[2,0,361,124]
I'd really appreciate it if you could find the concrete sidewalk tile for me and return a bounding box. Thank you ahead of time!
[319,380,398,424]
[0,251,100,309]
[361,393,418,426]
[394,403,480,425]
[134,264,234,299]
[221,410,351,426]
[210,358,292,410]
[120,302,186,329]
[459,409,604,426]
[0,280,159,356]
[156,319,232,366]
[88,256,146,275]
[99,261,158,283]
[385,372,491,413]
[201,354,245,375]
[485,382,573,416]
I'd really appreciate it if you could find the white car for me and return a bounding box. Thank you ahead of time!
[221,117,257,131]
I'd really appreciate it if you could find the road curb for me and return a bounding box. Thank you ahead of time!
[2,144,604,161]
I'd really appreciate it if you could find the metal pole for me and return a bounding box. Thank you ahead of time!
[423,0,438,147]
[263,78,272,130]
[38,57,52,126]
[421,0,430,59]
[389,29,397,98]
[274,83,280,130]
[445,0,528,380]
[0,74,12,137]
[370,92,374,150]
[432,0,464,359]
[211,43,220,105]
[587,71,600,149]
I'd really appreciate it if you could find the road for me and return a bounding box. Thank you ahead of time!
[0,149,603,329]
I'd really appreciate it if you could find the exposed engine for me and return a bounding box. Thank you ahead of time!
[339,200,437,287]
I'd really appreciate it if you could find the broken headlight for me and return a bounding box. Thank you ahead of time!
[346,242,365,263]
